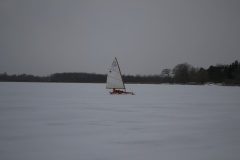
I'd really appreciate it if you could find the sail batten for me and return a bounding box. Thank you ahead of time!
[106,57,125,89]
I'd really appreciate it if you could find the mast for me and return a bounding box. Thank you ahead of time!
[115,57,126,90]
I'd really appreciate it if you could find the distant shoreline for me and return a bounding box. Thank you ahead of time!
[0,81,239,87]
[1,60,240,85]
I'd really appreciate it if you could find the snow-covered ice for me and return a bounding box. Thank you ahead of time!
[0,82,240,160]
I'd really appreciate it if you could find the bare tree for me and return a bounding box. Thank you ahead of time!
[173,63,192,84]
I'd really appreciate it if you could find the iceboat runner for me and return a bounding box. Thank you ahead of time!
[106,57,135,95]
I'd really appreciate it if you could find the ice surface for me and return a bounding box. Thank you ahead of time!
[0,82,240,160]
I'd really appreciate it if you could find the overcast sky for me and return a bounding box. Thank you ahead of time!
[1,0,240,76]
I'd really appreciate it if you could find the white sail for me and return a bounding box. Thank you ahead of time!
[106,57,125,89]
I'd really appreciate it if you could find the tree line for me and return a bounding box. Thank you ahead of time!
[0,60,240,85]
[160,60,240,85]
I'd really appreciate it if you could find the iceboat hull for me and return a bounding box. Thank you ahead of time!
[109,91,135,95]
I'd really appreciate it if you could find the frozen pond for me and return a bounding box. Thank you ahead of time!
[0,82,240,160]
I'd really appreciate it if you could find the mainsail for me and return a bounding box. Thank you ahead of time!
[106,57,125,89]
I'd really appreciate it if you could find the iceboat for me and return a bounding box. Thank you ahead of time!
[106,57,135,95]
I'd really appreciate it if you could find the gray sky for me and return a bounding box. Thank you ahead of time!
[1,0,240,76]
